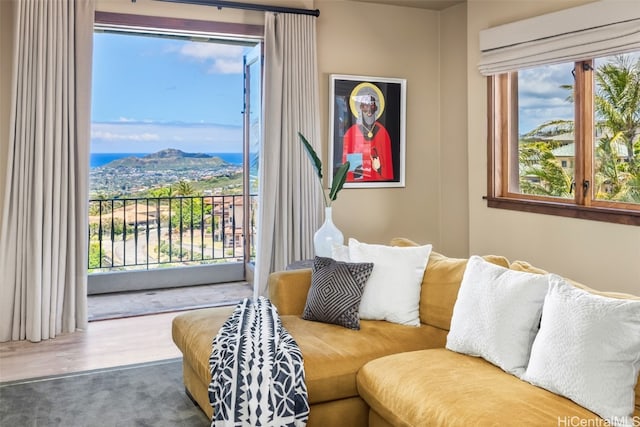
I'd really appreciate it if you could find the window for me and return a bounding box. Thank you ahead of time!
[487,51,640,226]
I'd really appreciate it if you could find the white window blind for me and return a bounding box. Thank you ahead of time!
[478,0,640,75]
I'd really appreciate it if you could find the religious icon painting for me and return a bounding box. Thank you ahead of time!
[329,74,406,188]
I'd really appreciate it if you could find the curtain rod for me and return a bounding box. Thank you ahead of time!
[151,0,320,17]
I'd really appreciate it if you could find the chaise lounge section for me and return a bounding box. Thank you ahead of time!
[172,240,640,426]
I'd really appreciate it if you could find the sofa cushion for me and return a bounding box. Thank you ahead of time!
[446,256,549,377]
[347,238,432,326]
[172,305,237,387]
[278,315,447,405]
[389,238,511,331]
[522,275,640,424]
[511,259,639,299]
[357,348,608,427]
[302,256,373,330]
[268,269,312,316]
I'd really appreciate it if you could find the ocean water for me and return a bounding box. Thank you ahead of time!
[90,152,243,168]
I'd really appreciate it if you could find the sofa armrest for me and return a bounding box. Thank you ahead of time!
[268,269,312,315]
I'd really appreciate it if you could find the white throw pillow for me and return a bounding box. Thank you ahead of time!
[446,255,549,377]
[347,238,431,326]
[331,244,351,262]
[522,275,640,426]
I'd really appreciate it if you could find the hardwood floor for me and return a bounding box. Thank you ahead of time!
[0,282,252,383]
[0,311,183,383]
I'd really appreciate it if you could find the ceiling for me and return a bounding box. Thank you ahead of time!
[350,0,464,11]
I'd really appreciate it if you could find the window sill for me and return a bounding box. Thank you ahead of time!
[485,196,640,226]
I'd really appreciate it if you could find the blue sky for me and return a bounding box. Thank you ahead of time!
[91,32,254,153]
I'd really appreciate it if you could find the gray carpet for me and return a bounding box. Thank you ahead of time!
[0,359,209,427]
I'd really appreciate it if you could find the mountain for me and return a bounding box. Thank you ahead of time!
[144,148,212,159]
[101,148,229,170]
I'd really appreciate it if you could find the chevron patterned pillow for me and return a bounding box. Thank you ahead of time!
[302,256,374,330]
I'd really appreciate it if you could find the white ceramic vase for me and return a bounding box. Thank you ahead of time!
[313,207,344,257]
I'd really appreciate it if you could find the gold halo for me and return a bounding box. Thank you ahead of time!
[349,82,385,120]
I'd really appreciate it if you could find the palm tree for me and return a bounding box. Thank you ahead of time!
[149,186,175,198]
[594,134,623,199]
[175,180,196,196]
[523,55,640,202]
[594,55,640,170]
[594,55,640,202]
[518,142,573,197]
[170,180,205,233]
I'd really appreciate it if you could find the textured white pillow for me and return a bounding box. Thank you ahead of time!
[347,238,431,326]
[522,275,640,426]
[446,255,549,377]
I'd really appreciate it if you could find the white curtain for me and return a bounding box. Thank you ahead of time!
[479,0,640,75]
[0,0,94,342]
[254,12,322,298]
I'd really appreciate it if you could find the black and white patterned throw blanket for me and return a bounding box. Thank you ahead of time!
[208,297,309,427]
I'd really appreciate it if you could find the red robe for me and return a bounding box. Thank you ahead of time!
[342,123,394,182]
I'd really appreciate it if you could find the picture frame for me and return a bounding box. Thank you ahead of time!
[329,74,406,188]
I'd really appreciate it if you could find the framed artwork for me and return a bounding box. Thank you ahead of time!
[329,74,406,188]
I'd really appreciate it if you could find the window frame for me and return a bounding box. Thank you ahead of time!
[94,11,263,39]
[486,59,640,226]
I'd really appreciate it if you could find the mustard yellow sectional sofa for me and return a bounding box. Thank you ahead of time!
[172,240,640,426]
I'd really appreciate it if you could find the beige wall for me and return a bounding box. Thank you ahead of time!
[318,1,442,248]
[438,2,468,257]
[466,0,640,294]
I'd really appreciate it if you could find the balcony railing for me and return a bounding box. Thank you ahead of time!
[88,194,257,272]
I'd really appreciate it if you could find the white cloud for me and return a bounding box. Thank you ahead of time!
[180,43,243,60]
[209,58,243,74]
[519,64,573,99]
[91,129,160,141]
[91,120,242,153]
[518,96,571,109]
[178,42,244,74]
[517,63,575,132]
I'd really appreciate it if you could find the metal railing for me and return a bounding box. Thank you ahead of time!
[88,194,257,272]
